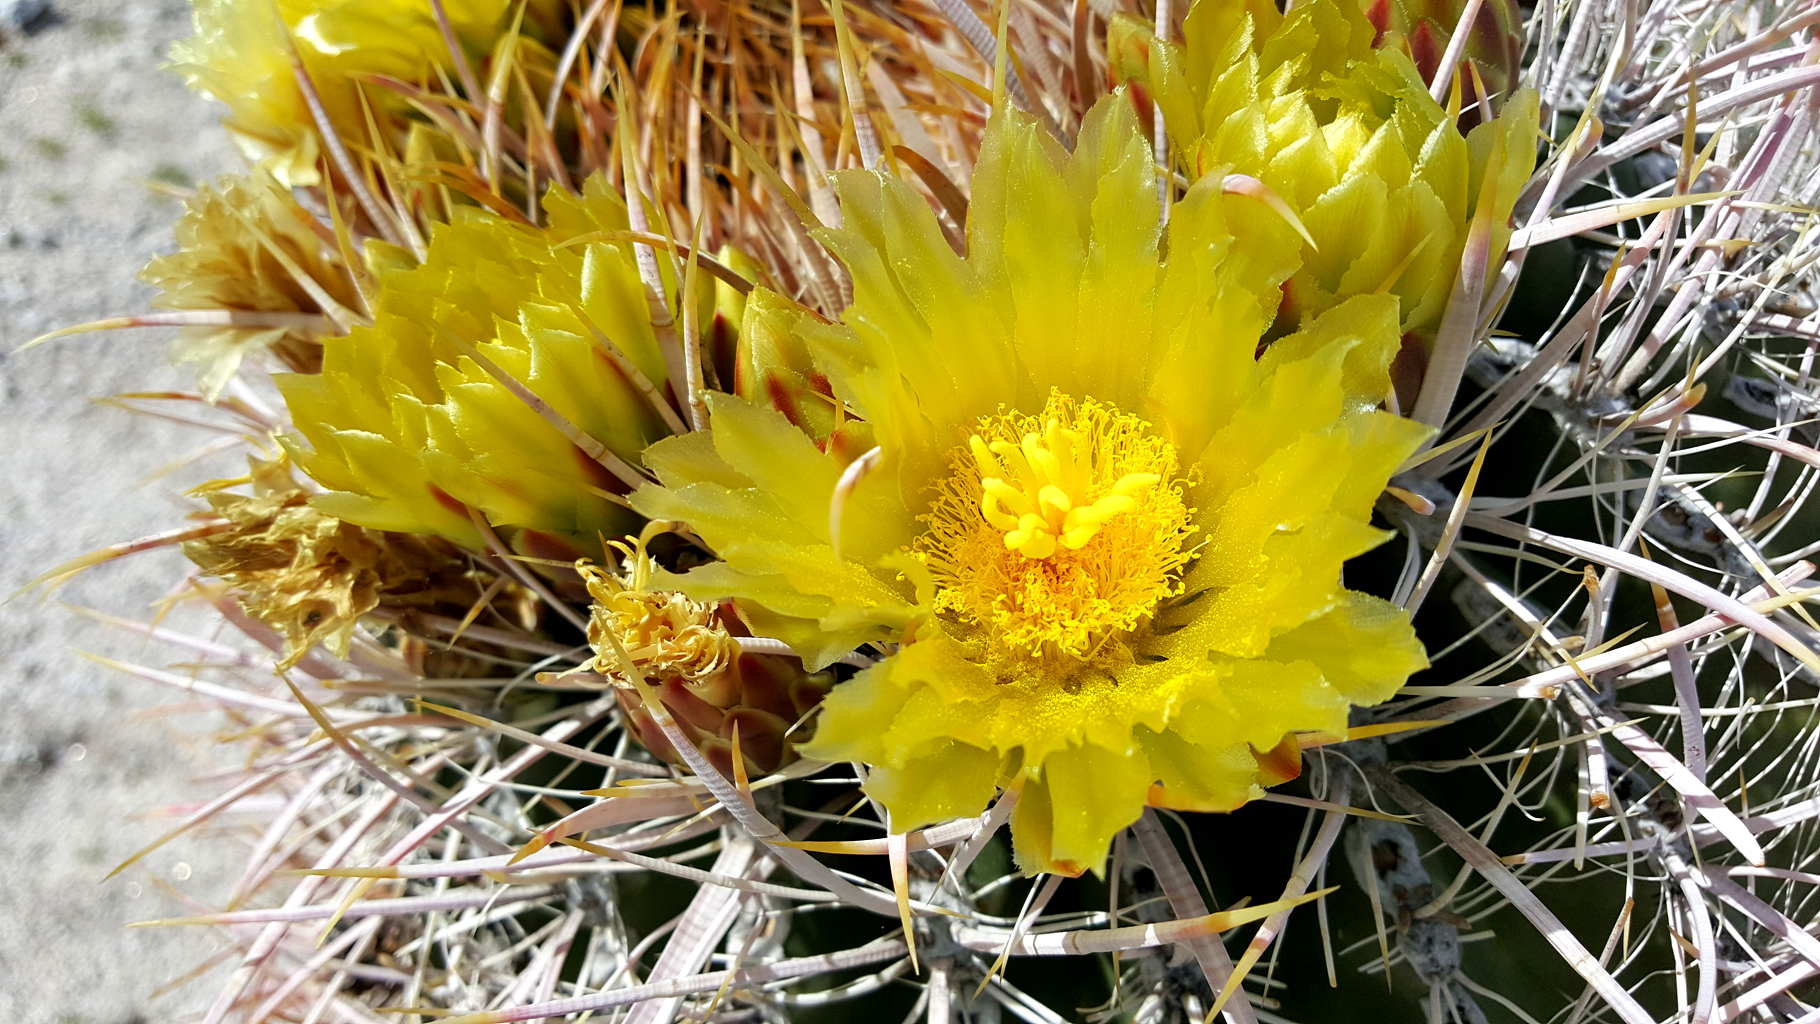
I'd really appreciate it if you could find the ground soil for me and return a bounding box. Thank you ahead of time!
[0,1,249,1017]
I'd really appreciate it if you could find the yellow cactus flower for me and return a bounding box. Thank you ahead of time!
[634,101,1431,876]
[277,173,697,560]
[168,0,563,187]
[139,168,362,400]
[1110,0,1537,367]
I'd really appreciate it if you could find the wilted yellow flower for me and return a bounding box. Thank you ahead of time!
[575,529,833,777]
[277,173,700,561]
[185,457,480,670]
[139,167,361,400]
[580,537,739,688]
[1110,0,1537,368]
[635,101,1430,875]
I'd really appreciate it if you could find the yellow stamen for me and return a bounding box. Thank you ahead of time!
[917,392,1196,663]
[969,417,1162,559]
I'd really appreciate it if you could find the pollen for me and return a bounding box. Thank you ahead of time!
[580,538,737,688]
[916,392,1196,664]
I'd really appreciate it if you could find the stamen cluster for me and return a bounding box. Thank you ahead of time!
[917,392,1196,665]
[971,421,1161,559]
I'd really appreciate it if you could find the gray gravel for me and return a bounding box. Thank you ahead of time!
[0,1,247,1018]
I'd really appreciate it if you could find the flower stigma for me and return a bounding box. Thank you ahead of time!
[916,392,1196,668]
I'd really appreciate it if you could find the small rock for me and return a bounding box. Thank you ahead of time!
[1,0,52,32]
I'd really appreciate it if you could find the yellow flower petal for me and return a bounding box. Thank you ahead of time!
[864,740,1001,835]
[170,0,565,187]
[1043,741,1154,873]
[1137,727,1261,813]
[1265,592,1430,706]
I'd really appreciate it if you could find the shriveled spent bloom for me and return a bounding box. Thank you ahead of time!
[635,99,1431,876]
[1110,0,1538,369]
[574,528,832,777]
[184,456,487,671]
[581,536,739,689]
[139,167,362,400]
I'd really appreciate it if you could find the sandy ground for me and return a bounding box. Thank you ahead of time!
[0,1,248,1018]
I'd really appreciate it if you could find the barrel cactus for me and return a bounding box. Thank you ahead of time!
[22,0,1820,1022]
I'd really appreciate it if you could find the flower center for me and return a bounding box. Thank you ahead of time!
[916,392,1196,663]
